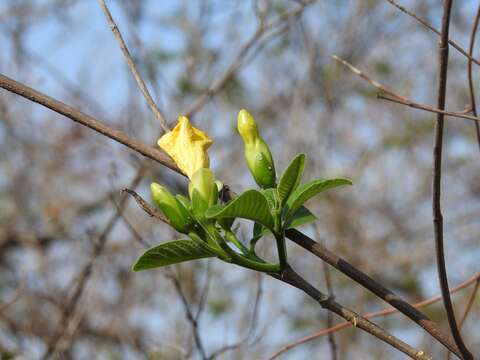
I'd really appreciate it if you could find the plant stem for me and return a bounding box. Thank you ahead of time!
[204,223,281,273]
[275,232,287,271]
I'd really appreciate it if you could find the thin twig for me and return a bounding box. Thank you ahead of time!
[432,1,472,359]
[385,0,480,67]
[268,272,480,360]
[122,188,167,223]
[377,94,480,123]
[332,55,480,123]
[467,4,480,151]
[447,279,480,360]
[98,0,169,133]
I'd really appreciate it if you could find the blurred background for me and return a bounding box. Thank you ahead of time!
[0,0,479,359]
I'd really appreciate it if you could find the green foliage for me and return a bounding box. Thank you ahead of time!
[133,240,215,271]
[277,154,306,206]
[136,110,352,275]
[285,206,317,229]
[205,190,275,232]
[285,178,352,220]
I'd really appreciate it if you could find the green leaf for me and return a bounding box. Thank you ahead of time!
[191,189,208,218]
[285,206,317,229]
[262,188,277,210]
[253,206,316,242]
[205,190,275,231]
[286,178,352,219]
[133,239,215,271]
[176,194,191,210]
[278,154,306,206]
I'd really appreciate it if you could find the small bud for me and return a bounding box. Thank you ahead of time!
[188,168,218,207]
[151,183,192,233]
[237,109,276,189]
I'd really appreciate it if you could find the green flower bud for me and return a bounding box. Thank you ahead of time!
[237,109,276,189]
[188,168,218,207]
[151,182,192,233]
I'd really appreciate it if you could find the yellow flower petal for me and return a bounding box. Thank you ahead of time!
[158,116,213,178]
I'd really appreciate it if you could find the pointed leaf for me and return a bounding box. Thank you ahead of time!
[253,206,316,243]
[176,194,191,210]
[133,239,215,271]
[205,190,275,231]
[285,206,317,229]
[191,189,208,218]
[262,188,277,210]
[286,178,352,219]
[278,154,306,206]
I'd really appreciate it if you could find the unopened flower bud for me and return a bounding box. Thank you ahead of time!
[151,182,192,233]
[237,109,276,189]
[188,168,218,208]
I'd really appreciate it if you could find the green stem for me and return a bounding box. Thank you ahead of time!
[204,223,280,273]
[224,229,249,255]
[273,208,287,270]
[275,231,287,271]
[188,231,230,262]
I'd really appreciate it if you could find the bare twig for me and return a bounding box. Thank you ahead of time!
[377,94,480,123]
[467,4,480,151]
[447,278,480,360]
[385,0,480,67]
[122,188,167,223]
[98,0,169,132]
[268,272,480,360]
[432,2,472,359]
[332,55,480,123]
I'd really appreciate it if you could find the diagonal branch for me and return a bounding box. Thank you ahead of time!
[0,73,181,174]
[432,1,472,359]
[284,229,462,358]
[98,0,169,132]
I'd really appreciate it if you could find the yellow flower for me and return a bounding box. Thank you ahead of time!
[158,116,213,178]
